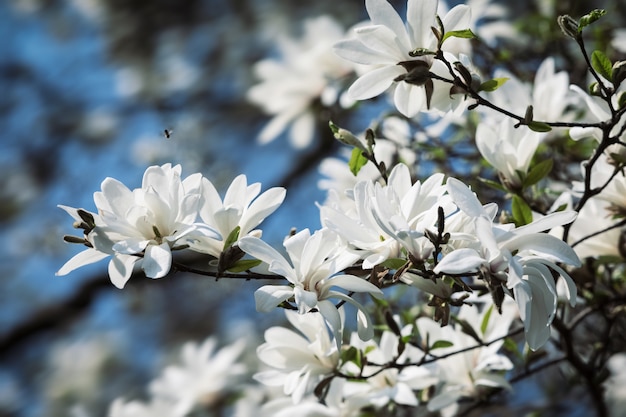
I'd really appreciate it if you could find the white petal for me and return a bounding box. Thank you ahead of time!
[238,236,295,281]
[446,177,487,218]
[334,38,394,65]
[108,254,139,289]
[394,82,425,117]
[504,234,580,266]
[239,187,286,234]
[254,285,294,312]
[365,0,411,49]
[407,0,438,47]
[56,248,109,276]
[348,65,405,100]
[142,242,172,278]
[433,248,485,274]
[326,274,383,297]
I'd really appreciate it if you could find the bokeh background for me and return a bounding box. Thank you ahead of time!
[1,0,625,416]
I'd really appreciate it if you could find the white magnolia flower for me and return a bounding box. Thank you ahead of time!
[247,16,354,148]
[238,228,383,341]
[57,164,218,288]
[346,330,438,408]
[475,118,540,190]
[569,83,626,143]
[260,379,370,417]
[484,58,575,129]
[188,174,286,259]
[108,398,176,417]
[604,353,626,417]
[149,337,247,416]
[419,300,515,417]
[321,164,449,268]
[434,178,580,350]
[334,0,472,117]
[254,310,340,403]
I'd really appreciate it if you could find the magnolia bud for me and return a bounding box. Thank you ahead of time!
[329,121,366,151]
[558,15,580,39]
[612,61,626,87]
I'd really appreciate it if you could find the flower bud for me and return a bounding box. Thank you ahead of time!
[612,60,626,87]
[329,121,366,151]
[558,15,580,39]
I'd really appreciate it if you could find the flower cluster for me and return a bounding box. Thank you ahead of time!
[55,0,626,416]
[57,163,285,288]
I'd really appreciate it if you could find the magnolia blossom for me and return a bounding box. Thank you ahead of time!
[148,337,247,416]
[475,118,540,190]
[320,163,449,268]
[604,353,626,417]
[259,379,370,417]
[484,58,575,129]
[345,329,438,408]
[254,310,340,403]
[187,174,286,259]
[568,83,626,143]
[238,228,383,340]
[108,398,176,417]
[419,300,515,417]
[434,178,580,350]
[334,0,472,117]
[57,164,219,288]
[247,16,354,148]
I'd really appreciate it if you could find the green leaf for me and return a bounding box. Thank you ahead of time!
[618,92,626,109]
[610,152,626,165]
[512,195,533,226]
[453,317,483,344]
[592,50,613,81]
[578,9,607,32]
[226,259,262,273]
[478,177,508,192]
[223,226,241,250]
[442,28,477,44]
[430,340,454,350]
[523,159,553,187]
[478,77,509,92]
[480,304,494,335]
[381,258,408,270]
[348,147,368,176]
[527,121,552,132]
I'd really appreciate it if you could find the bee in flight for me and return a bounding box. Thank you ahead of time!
[163,129,173,139]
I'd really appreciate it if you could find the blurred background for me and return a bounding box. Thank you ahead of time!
[0,0,625,416]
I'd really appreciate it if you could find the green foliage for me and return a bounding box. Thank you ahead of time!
[578,9,607,32]
[349,147,369,176]
[523,159,553,188]
[480,304,494,335]
[591,50,613,82]
[478,77,509,92]
[430,340,454,350]
[226,259,262,273]
[512,195,533,226]
[527,121,552,132]
[441,29,477,44]
[223,226,241,250]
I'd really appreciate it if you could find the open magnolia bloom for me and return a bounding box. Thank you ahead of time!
[334,0,472,117]
[187,174,286,260]
[320,163,450,268]
[434,178,580,350]
[57,164,219,288]
[419,299,516,417]
[475,118,541,190]
[254,310,341,404]
[148,337,247,417]
[238,228,383,341]
[247,16,354,148]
